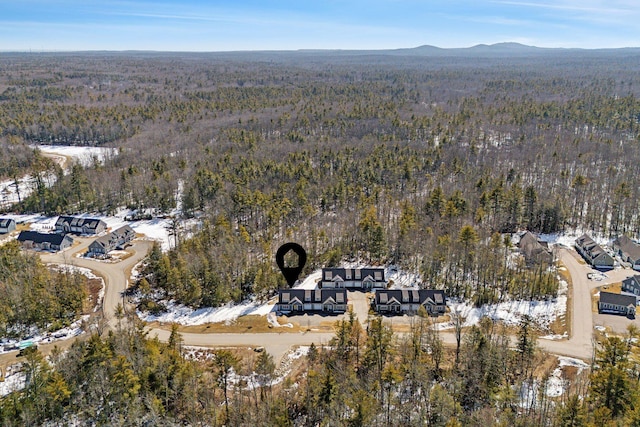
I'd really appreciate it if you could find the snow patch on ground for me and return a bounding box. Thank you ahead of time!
[138,299,275,326]
[33,144,117,168]
[519,356,589,406]
[1,145,116,209]
[545,357,590,398]
[444,278,568,331]
[0,366,26,397]
[293,270,322,290]
[386,265,421,288]
[267,312,293,328]
[448,295,566,329]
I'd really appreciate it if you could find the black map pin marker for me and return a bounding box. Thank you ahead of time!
[276,242,307,287]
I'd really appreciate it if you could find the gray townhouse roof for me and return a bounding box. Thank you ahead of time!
[576,234,613,264]
[56,216,106,232]
[90,225,135,250]
[374,289,446,306]
[599,291,636,307]
[17,230,70,246]
[322,267,385,282]
[613,235,640,263]
[576,234,597,250]
[0,217,16,228]
[278,288,347,305]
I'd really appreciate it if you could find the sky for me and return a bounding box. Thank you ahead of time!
[0,0,638,52]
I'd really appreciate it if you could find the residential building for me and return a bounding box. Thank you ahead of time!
[320,268,386,289]
[518,231,553,266]
[55,216,107,235]
[17,230,74,252]
[373,289,446,315]
[575,234,614,269]
[598,291,636,317]
[612,235,640,270]
[88,225,135,255]
[276,289,347,314]
[622,275,640,297]
[0,217,16,234]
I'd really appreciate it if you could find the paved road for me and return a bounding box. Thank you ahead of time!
[535,248,595,360]
[40,239,154,329]
[5,238,624,367]
[148,329,335,363]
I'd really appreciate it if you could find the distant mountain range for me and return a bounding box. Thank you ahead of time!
[295,42,640,57]
[4,43,640,59]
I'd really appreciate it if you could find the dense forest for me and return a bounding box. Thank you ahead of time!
[2,49,640,424]
[3,50,638,309]
[2,313,640,426]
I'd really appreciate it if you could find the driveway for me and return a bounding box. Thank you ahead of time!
[39,238,154,329]
[279,290,373,328]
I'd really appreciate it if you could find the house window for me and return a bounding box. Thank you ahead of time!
[325,271,332,280]
[355,270,361,280]
[374,271,382,281]
[346,270,351,280]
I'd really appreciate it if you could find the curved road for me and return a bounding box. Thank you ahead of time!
[85,242,604,362]
[34,238,334,363]
[40,238,154,330]
[535,248,595,360]
[3,239,612,366]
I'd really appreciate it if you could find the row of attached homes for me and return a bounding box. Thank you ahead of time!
[373,289,446,315]
[276,267,447,316]
[13,216,134,254]
[575,234,614,269]
[88,225,135,255]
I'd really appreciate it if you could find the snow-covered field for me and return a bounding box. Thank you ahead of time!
[138,299,275,326]
[1,145,116,209]
[33,144,117,168]
[443,278,568,331]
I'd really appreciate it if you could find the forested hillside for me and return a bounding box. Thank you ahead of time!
[2,51,640,306]
[2,313,640,426]
[0,241,87,338]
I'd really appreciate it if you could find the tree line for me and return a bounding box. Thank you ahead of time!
[3,52,638,310]
[0,241,87,338]
[2,311,640,426]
